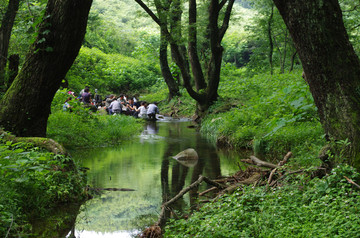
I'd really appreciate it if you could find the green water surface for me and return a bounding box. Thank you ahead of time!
[70,120,242,237]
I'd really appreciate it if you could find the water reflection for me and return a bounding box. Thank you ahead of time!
[70,120,241,237]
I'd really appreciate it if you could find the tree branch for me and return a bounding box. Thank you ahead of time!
[134,0,161,26]
[219,0,235,41]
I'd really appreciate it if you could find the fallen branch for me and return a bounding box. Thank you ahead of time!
[158,175,207,227]
[278,152,292,166]
[199,187,218,196]
[344,176,360,189]
[267,168,277,185]
[217,173,262,196]
[248,156,278,169]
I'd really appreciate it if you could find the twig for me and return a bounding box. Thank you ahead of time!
[344,176,360,189]
[267,168,277,185]
[5,214,13,238]
[199,187,218,196]
[278,152,292,166]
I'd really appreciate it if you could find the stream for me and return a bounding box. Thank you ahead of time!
[66,118,243,237]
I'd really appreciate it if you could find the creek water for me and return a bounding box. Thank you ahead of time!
[67,119,243,237]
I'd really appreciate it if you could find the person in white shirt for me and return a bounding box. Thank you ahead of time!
[135,102,147,118]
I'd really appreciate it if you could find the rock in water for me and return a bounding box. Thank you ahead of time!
[172,148,199,160]
[172,148,199,167]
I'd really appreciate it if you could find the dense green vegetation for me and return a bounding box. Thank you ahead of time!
[0,139,87,237]
[165,164,360,237]
[1,0,360,236]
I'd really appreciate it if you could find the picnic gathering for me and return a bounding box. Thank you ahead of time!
[63,85,160,120]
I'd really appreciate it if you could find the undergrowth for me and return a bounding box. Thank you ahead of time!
[0,138,87,237]
[165,164,360,237]
[201,68,325,167]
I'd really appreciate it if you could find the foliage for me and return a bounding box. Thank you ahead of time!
[0,138,87,237]
[66,47,161,96]
[201,68,324,166]
[165,164,360,237]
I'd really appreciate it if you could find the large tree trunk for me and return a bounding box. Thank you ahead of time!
[0,0,20,85]
[0,0,93,137]
[273,0,360,168]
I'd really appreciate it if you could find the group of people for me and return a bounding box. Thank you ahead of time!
[104,94,159,119]
[63,86,160,120]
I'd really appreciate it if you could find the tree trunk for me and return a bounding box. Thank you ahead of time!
[0,0,20,85]
[268,4,274,75]
[159,30,180,99]
[273,0,360,169]
[189,0,207,91]
[6,53,19,88]
[0,0,93,137]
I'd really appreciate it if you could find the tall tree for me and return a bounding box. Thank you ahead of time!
[135,0,235,117]
[0,0,20,86]
[0,0,93,137]
[272,0,360,169]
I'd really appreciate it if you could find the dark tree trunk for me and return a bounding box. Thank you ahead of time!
[268,4,274,75]
[0,0,20,85]
[6,53,19,88]
[189,0,207,91]
[0,0,93,137]
[273,0,360,168]
[289,50,297,72]
[159,30,180,99]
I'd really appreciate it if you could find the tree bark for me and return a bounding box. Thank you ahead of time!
[268,3,274,75]
[273,0,360,169]
[7,54,19,88]
[189,0,207,91]
[0,0,20,85]
[0,0,93,137]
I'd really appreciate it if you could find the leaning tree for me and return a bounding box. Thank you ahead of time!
[0,0,93,137]
[272,0,360,169]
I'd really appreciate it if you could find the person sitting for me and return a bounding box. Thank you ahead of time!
[147,102,159,120]
[105,94,115,114]
[81,87,91,104]
[63,97,72,111]
[135,101,147,118]
[126,98,137,116]
[108,98,122,115]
